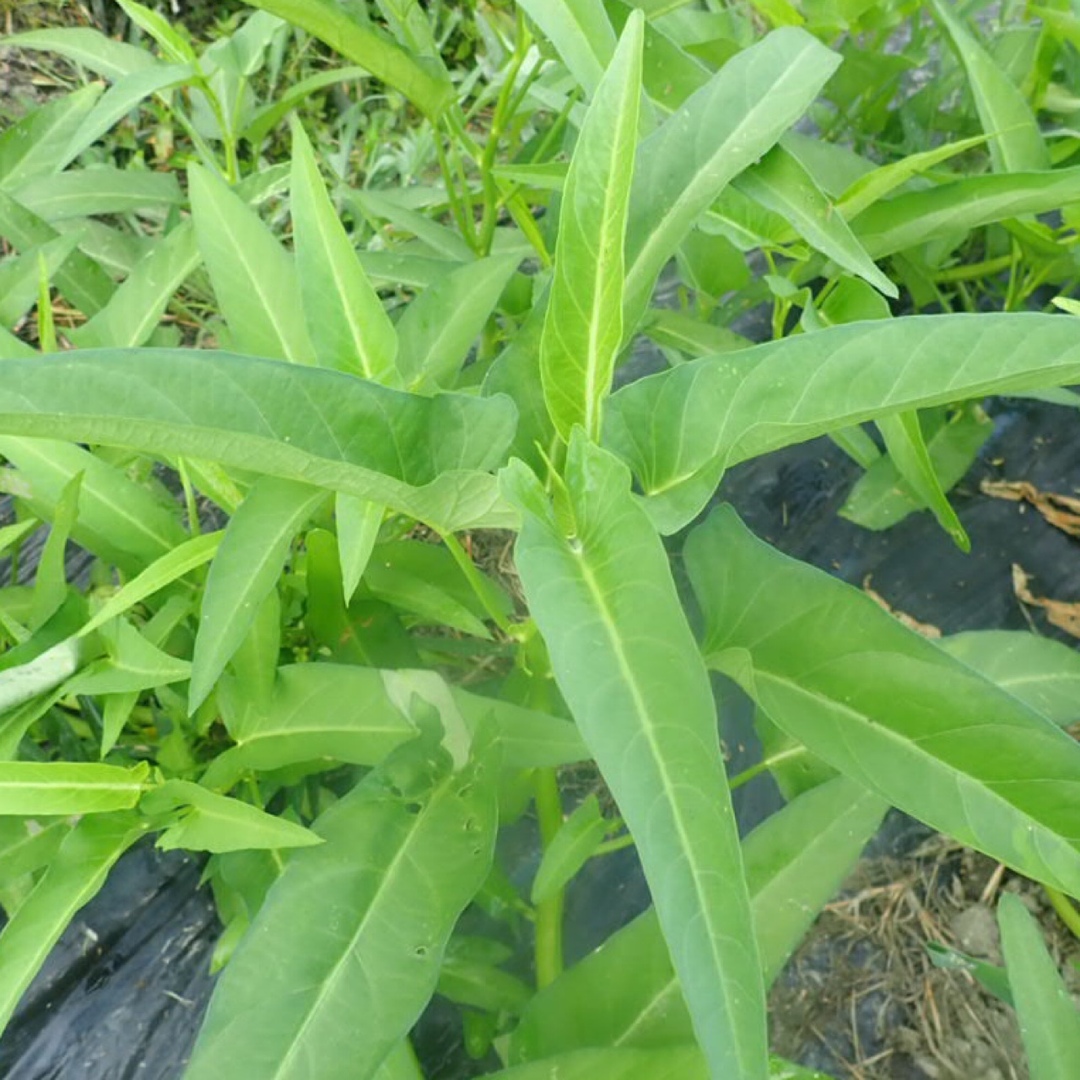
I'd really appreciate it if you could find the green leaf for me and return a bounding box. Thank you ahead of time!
[13,167,183,221]
[336,494,384,603]
[350,188,474,262]
[74,532,219,643]
[875,410,968,550]
[66,617,190,696]
[189,164,314,363]
[0,189,114,316]
[623,28,840,328]
[0,349,518,532]
[604,313,1080,533]
[998,893,1080,1080]
[0,762,150,815]
[0,637,84,715]
[531,794,611,904]
[851,167,1080,259]
[397,256,520,392]
[836,134,989,219]
[0,85,102,192]
[541,11,643,441]
[510,775,884,1060]
[184,728,497,1080]
[70,222,200,349]
[931,0,1049,173]
[686,506,1080,897]
[926,941,1013,1005]
[468,1046,708,1080]
[116,0,198,63]
[289,119,399,382]
[840,404,991,532]
[191,477,324,712]
[244,66,369,147]
[0,812,147,1036]
[0,437,188,573]
[204,662,585,790]
[0,234,81,328]
[29,470,81,630]
[0,817,70,893]
[504,435,767,1080]
[1,27,159,80]
[516,0,617,96]
[243,0,454,120]
[141,779,321,853]
[941,631,1080,726]
[734,146,897,297]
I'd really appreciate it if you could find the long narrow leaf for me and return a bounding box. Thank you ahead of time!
[243,0,453,120]
[289,119,398,382]
[540,12,643,441]
[184,729,497,1080]
[604,313,1080,532]
[190,477,325,712]
[998,893,1080,1080]
[504,435,768,1080]
[686,506,1080,897]
[0,349,517,532]
[623,28,839,328]
[0,812,147,1036]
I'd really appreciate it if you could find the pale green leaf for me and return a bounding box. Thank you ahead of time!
[0,812,147,1036]
[189,163,314,363]
[604,313,1080,533]
[998,892,1080,1080]
[517,0,616,96]
[687,506,1080,897]
[0,761,150,816]
[290,119,399,382]
[504,435,767,1080]
[623,28,840,328]
[184,729,497,1080]
[142,779,321,853]
[0,349,518,532]
[190,477,325,712]
[541,12,643,440]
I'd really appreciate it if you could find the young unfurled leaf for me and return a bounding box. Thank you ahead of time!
[540,12,643,441]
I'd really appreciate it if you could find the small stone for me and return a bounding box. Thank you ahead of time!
[950,905,1001,961]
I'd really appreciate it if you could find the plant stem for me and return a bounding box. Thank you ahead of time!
[440,531,512,634]
[728,746,809,791]
[1045,885,1080,941]
[533,767,565,988]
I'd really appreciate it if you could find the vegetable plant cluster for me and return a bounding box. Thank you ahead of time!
[0,0,1079,1077]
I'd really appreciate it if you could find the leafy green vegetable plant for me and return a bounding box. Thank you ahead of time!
[0,1,1079,1078]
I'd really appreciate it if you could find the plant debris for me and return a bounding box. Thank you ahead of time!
[1011,564,1080,639]
[981,480,1080,539]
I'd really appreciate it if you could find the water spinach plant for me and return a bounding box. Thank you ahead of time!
[0,2,1079,1077]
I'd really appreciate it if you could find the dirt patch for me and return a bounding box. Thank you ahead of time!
[770,836,1080,1078]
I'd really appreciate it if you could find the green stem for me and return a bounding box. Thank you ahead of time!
[1045,885,1080,941]
[728,746,809,792]
[932,253,1015,284]
[440,531,512,634]
[533,767,565,988]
